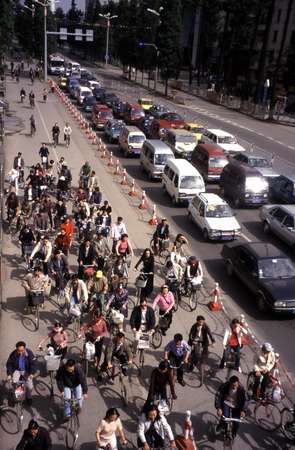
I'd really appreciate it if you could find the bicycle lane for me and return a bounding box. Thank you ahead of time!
[0,76,289,449]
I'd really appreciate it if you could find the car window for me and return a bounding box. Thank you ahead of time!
[174,175,179,187]
[168,169,174,180]
[192,197,200,208]
[285,181,293,193]
[258,258,295,279]
[283,214,294,229]
[272,208,286,223]
[237,248,256,272]
[199,203,205,217]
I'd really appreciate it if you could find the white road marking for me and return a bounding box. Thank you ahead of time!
[35,101,59,162]
[241,232,252,242]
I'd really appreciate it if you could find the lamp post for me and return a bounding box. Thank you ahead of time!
[99,13,118,66]
[33,0,51,82]
[146,7,163,92]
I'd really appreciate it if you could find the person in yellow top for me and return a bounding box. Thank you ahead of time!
[253,342,276,399]
[96,408,127,450]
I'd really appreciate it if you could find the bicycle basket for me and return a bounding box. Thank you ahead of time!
[30,292,44,306]
[45,354,62,372]
[135,274,148,288]
[138,333,150,350]
[162,239,170,250]
[14,385,25,401]
[111,309,124,324]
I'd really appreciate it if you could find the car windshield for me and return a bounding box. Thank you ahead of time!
[258,258,295,279]
[164,113,182,121]
[141,99,153,105]
[180,176,202,189]
[245,176,268,192]
[112,124,122,132]
[154,154,173,165]
[191,126,205,134]
[176,136,196,144]
[129,135,145,144]
[209,157,228,168]
[100,111,112,118]
[218,135,237,144]
[248,157,270,168]
[131,109,144,116]
[206,204,233,218]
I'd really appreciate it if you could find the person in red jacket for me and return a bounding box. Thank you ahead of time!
[60,216,74,248]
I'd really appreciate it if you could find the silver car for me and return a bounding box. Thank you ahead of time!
[260,204,295,249]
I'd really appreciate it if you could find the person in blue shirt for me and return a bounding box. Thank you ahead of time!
[164,334,190,387]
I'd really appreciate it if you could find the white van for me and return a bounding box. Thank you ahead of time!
[76,86,92,105]
[140,140,175,180]
[202,128,245,154]
[68,61,81,75]
[119,126,146,157]
[162,159,205,205]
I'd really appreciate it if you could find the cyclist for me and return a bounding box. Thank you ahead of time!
[95,231,111,266]
[78,238,98,278]
[30,114,36,136]
[52,122,60,147]
[55,228,71,255]
[29,90,35,108]
[152,285,175,336]
[96,407,127,450]
[95,210,111,238]
[16,419,51,450]
[100,199,112,216]
[60,216,74,248]
[164,334,190,387]
[106,283,129,318]
[5,189,19,222]
[64,274,88,320]
[253,342,276,400]
[57,156,65,176]
[22,266,47,308]
[111,216,127,253]
[137,404,176,450]
[6,341,37,406]
[53,199,67,229]
[103,332,133,378]
[56,163,72,197]
[18,221,36,258]
[90,186,102,208]
[130,297,155,342]
[63,122,72,147]
[90,269,109,312]
[38,321,68,359]
[56,359,88,420]
[144,360,177,410]
[79,161,91,188]
[16,419,52,450]
[134,248,155,298]
[39,143,50,169]
[79,310,108,380]
[183,256,203,295]
[7,166,20,195]
[188,315,215,371]
[88,170,99,198]
[219,318,248,373]
[13,151,25,173]
[152,218,169,254]
[50,249,69,291]
[215,375,246,438]
[20,87,26,103]
[29,235,52,275]
[115,233,133,258]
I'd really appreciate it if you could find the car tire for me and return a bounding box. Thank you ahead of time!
[203,229,209,241]
[257,292,268,313]
[263,221,270,234]
[226,260,234,277]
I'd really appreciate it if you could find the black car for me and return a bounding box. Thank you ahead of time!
[80,70,97,81]
[83,95,97,113]
[221,241,295,314]
[137,116,154,138]
[112,101,127,119]
[101,92,119,108]
[93,87,106,102]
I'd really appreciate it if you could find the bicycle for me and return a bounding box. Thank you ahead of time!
[23,244,34,270]
[106,359,129,406]
[188,340,206,387]
[53,132,59,148]
[216,414,243,450]
[8,379,26,432]
[29,289,44,330]
[182,279,202,311]
[151,310,171,349]
[150,237,170,265]
[152,392,173,415]
[65,392,81,450]
[30,122,36,136]
[38,347,62,396]
[166,277,181,312]
[134,331,151,368]
[281,404,295,442]
[135,272,152,305]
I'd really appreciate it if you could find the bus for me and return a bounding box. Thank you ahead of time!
[48,56,65,75]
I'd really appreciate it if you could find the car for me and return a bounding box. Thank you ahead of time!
[58,76,67,90]
[184,122,206,142]
[188,192,241,241]
[191,143,228,182]
[92,104,113,130]
[221,241,295,314]
[69,81,80,98]
[76,86,92,106]
[260,205,295,250]
[83,95,97,113]
[87,80,101,91]
[149,112,186,139]
[104,119,125,143]
[230,152,279,181]
[148,104,170,118]
[101,92,119,108]
[138,97,153,111]
[269,175,295,204]
[202,129,245,154]
[137,116,155,137]
[80,69,97,81]
[112,101,127,119]
[93,87,106,102]
[124,102,145,124]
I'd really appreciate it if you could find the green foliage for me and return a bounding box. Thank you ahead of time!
[0,0,14,66]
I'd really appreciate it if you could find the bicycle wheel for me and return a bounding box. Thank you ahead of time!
[198,362,204,387]
[83,359,89,378]
[16,402,23,432]
[49,371,54,397]
[281,408,295,441]
[35,305,40,330]
[57,290,65,309]
[254,401,281,431]
[166,394,174,413]
[151,328,162,349]
[246,372,256,397]
[139,349,145,368]
[189,290,198,311]
[173,290,179,312]
[66,413,79,449]
[121,378,128,406]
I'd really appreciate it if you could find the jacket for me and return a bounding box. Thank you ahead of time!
[152,292,174,312]
[13,156,25,169]
[61,221,74,240]
[137,414,174,444]
[6,348,37,376]
[215,381,246,412]
[19,228,35,245]
[147,367,175,400]
[154,223,169,239]
[135,255,154,273]
[254,351,276,373]
[78,243,97,264]
[55,233,71,251]
[31,241,52,262]
[130,306,155,331]
[105,338,132,364]
[22,273,47,293]
[223,324,248,348]
[16,426,51,450]
[90,190,102,205]
[56,364,88,394]
[96,237,110,256]
[188,323,215,348]
[65,279,88,304]
[50,254,69,274]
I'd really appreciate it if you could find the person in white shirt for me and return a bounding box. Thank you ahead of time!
[63,122,72,146]
[137,404,176,449]
[29,235,52,275]
[111,216,127,253]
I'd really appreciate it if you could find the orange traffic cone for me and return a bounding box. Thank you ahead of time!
[128,179,137,196]
[101,146,106,159]
[209,282,222,311]
[108,151,114,167]
[138,190,146,209]
[92,132,97,145]
[120,168,128,185]
[149,204,158,225]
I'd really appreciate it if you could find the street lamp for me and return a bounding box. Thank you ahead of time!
[99,13,118,66]
[33,0,51,82]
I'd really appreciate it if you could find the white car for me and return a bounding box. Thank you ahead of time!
[87,80,101,91]
[202,129,245,154]
[188,192,241,241]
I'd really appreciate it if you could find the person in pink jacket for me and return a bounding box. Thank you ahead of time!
[152,285,175,336]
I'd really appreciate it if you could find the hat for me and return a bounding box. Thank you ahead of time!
[95,270,103,279]
[262,342,273,352]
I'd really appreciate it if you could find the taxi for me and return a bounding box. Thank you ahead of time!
[184,122,205,142]
[138,97,153,111]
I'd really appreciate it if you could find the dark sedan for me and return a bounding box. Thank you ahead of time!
[83,95,97,113]
[101,92,119,108]
[112,101,127,119]
[137,116,155,138]
[93,87,105,102]
[221,241,295,314]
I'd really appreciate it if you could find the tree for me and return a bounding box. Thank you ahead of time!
[55,6,65,21]
[67,0,83,23]
[157,0,182,95]
[0,0,14,71]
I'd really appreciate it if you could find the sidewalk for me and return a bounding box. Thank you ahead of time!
[0,73,291,449]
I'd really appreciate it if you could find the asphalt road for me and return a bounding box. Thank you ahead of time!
[64,62,295,376]
[0,68,293,450]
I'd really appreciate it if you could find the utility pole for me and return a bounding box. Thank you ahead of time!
[99,13,118,66]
